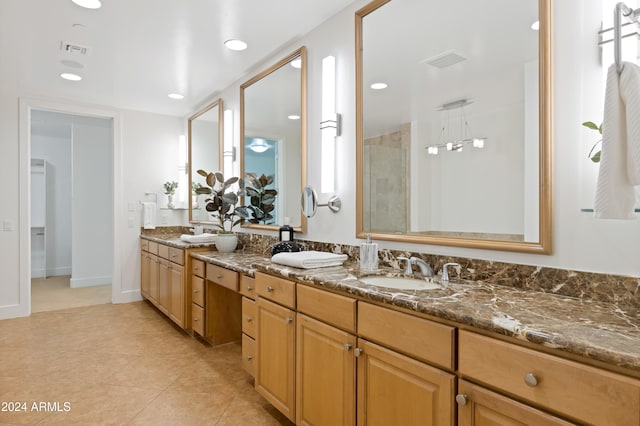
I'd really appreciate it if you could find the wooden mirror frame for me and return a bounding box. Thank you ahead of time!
[188,98,223,224]
[240,46,308,233]
[355,0,553,254]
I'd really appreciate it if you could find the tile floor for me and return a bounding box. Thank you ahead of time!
[0,301,294,425]
[31,276,111,313]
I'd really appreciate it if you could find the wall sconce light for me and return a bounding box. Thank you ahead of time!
[178,134,188,203]
[425,98,487,155]
[223,109,235,175]
[321,55,341,194]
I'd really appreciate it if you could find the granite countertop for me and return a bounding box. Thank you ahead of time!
[140,234,217,250]
[187,250,640,375]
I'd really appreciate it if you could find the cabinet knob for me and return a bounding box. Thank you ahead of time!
[524,373,539,387]
[354,348,364,357]
[246,355,253,361]
[193,289,200,293]
[246,316,253,322]
[267,286,274,292]
[455,394,469,406]
[343,344,352,351]
[193,318,199,321]
[246,285,253,291]
[285,317,293,324]
[216,274,223,279]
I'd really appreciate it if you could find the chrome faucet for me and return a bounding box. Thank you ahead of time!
[397,256,434,277]
[441,262,461,281]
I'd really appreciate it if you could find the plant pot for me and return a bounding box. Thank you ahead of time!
[192,194,199,209]
[167,194,175,209]
[215,233,238,253]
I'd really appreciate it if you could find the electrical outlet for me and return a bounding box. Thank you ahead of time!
[2,220,12,231]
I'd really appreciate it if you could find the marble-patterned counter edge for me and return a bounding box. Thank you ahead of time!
[140,234,216,250]
[191,252,268,278]
[250,259,640,374]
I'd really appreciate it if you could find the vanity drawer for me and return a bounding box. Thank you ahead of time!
[242,297,257,338]
[458,330,640,426]
[147,241,158,255]
[192,276,205,307]
[255,272,296,309]
[242,333,256,377]
[207,264,238,291]
[157,243,169,260]
[192,303,205,336]
[240,275,256,299]
[168,247,184,265]
[357,302,454,370]
[297,284,356,332]
[192,259,205,278]
[140,239,149,252]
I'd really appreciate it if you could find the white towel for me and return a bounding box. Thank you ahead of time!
[271,250,348,269]
[594,62,640,219]
[180,233,217,243]
[142,202,156,229]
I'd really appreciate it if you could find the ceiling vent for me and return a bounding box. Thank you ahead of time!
[60,41,91,56]
[422,50,466,69]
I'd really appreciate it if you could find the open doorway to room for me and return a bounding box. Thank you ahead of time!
[29,109,113,313]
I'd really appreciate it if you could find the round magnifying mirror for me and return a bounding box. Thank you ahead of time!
[301,186,318,218]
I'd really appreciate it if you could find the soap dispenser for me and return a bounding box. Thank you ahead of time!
[279,217,294,242]
[359,234,378,271]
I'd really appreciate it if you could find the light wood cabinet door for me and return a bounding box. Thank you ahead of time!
[168,263,184,327]
[457,379,575,426]
[256,297,296,422]
[140,252,150,298]
[158,258,170,315]
[356,338,455,426]
[148,253,159,304]
[296,313,356,426]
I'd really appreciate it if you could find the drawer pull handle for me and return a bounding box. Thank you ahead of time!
[354,348,364,357]
[193,318,199,321]
[171,254,177,258]
[455,394,469,406]
[285,317,293,324]
[246,355,253,361]
[216,274,223,279]
[246,286,253,291]
[267,286,274,292]
[246,317,253,322]
[193,289,200,293]
[524,373,538,387]
[343,344,352,351]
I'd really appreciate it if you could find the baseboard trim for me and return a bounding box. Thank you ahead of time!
[70,275,112,288]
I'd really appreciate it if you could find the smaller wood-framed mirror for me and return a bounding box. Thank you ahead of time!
[188,98,223,223]
[240,47,307,233]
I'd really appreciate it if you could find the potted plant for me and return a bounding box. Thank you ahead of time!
[194,170,250,252]
[163,181,178,208]
[244,173,278,224]
[191,182,202,209]
[582,121,602,163]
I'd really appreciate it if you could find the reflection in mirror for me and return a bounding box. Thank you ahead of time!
[241,47,307,232]
[188,99,223,223]
[356,0,552,253]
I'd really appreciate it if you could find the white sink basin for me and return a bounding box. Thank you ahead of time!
[360,276,441,290]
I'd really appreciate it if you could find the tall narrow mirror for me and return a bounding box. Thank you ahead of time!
[240,47,307,233]
[356,0,552,253]
[188,99,223,223]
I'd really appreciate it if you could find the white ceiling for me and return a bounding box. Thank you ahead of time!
[0,0,355,117]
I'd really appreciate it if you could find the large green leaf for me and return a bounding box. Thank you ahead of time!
[222,193,239,205]
[582,121,599,130]
[215,172,224,184]
[246,188,259,197]
[195,187,212,195]
[196,169,208,177]
[262,194,276,205]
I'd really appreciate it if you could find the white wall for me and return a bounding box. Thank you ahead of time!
[32,130,73,277]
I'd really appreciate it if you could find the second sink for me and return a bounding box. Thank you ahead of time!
[360,276,441,290]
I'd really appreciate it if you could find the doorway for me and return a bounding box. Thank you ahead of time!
[29,110,113,312]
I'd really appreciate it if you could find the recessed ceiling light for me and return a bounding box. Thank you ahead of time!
[531,20,540,31]
[168,93,184,100]
[290,58,302,69]
[224,39,248,51]
[60,73,82,81]
[370,82,387,90]
[71,0,102,9]
[288,115,300,120]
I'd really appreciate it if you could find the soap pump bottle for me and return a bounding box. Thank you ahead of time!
[279,217,294,242]
[360,234,378,271]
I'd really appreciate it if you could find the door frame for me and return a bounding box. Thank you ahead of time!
[18,97,125,316]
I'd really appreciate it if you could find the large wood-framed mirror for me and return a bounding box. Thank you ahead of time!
[240,47,307,233]
[188,98,223,223]
[356,0,552,253]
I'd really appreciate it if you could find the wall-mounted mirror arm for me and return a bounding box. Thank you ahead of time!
[301,186,341,218]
